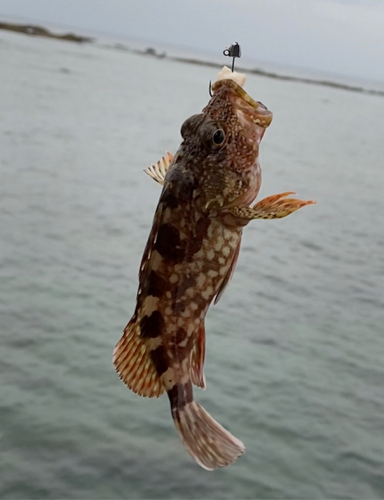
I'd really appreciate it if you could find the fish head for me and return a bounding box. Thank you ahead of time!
[210,78,273,147]
[178,79,273,212]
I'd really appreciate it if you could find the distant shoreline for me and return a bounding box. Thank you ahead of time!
[0,21,93,43]
[1,20,383,97]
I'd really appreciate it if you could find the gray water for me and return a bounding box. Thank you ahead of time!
[1,30,384,499]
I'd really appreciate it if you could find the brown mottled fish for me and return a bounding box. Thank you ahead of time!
[113,75,315,470]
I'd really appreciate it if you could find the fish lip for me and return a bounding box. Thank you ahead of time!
[211,78,273,128]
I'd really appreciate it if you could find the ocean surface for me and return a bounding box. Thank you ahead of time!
[1,30,384,499]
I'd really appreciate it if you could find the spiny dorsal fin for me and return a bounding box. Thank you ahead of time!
[139,202,164,283]
[113,318,164,398]
[144,151,173,185]
[190,323,206,389]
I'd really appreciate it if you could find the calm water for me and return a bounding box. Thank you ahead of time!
[1,31,384,499]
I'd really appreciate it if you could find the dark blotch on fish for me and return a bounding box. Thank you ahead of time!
[174,327,188,344]
[168,383,185,408]
[145,270,169,297]
[140,311,164,338]
[150,345,168,375]
[161,190,180,209]
[185,382,193,404]
[168,382,194,409]
[187,217,211,259]
[155,224,185,262]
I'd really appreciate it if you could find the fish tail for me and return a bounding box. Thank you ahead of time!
[168,381,245,470]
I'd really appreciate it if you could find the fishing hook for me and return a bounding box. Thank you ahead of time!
[209,80,213,97]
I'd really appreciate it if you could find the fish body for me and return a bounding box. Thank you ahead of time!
[113,79,315,470]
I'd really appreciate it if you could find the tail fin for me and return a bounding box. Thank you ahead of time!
[172,401,245,470]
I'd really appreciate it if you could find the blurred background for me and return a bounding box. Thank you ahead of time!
[1,1,384,498]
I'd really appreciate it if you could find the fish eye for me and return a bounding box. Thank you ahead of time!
[212,129,226,146]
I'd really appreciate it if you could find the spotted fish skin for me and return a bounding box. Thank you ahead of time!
[113,79,314,470]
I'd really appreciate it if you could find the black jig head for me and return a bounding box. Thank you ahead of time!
[209,42,242,96]
[223,42,242,72]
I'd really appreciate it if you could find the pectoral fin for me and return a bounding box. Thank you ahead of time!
[252,192,316,217]
[227,192,316,223]
[144,151,173,185]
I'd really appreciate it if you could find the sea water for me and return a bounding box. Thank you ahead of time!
[1,30,384,499]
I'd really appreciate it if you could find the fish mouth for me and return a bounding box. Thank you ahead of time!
[211,79,273,140]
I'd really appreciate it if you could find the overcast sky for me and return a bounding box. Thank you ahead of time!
[1,0,384,83]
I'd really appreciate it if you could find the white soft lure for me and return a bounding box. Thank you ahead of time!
[216,66,247,88]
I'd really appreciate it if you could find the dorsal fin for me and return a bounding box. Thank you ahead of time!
[113,317,165,398]
[144,151,173,185]
[214,235,241,305]
[190,323,206,389]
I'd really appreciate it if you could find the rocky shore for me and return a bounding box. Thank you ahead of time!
[0,21,92,43]
[1,20,382,97]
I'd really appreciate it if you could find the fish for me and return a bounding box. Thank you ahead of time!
[113,76,315,470]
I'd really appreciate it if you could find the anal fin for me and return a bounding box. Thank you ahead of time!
[113,317,165,398]
[190,323,206,389]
